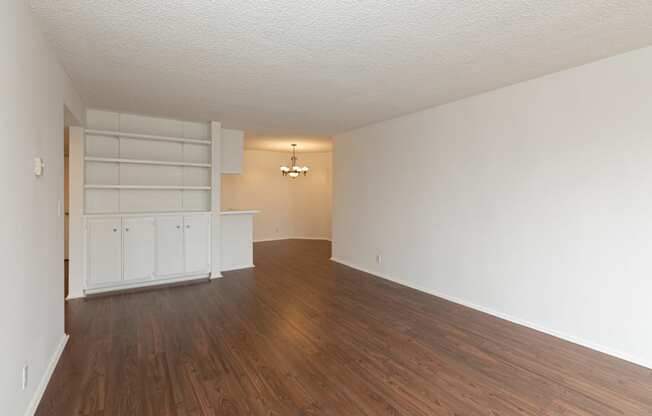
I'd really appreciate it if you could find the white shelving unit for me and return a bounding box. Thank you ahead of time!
[79,110,217,296]
[84,116,213,215]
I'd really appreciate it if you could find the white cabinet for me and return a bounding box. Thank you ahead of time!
[155,216,184,277]
[220,128,244,174]
[123,217,155,281]
[86,218,122,287]
[184,215,210,273]
[155,214,210,277]
[85,213,211,294]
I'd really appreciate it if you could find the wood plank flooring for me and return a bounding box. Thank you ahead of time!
[37,239,652,415]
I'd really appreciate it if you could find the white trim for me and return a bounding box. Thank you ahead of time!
[24,334,69,416]
[66,290,85,300]
[330,257,652,371]
[84,273,209,295]
[254,237,332,243]
[85,129,212,145]
[85,156,211,168]
[220,210,260,216]
[84,185,211,190]
[84,211,211,218]
[69,126,85,304]
[221,264,255,272]
[254,237,288,242]
[209,121,222,281]
[210,272,223,279]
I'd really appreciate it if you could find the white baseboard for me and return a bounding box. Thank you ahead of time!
[221,264,255,272]
[66,291,85,300]
[330,257,652,371]
[254,237,332,243]
[253,237,287,242]
[25,334,69,416]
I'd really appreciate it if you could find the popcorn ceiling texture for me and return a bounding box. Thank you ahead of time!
[30,0,652,135]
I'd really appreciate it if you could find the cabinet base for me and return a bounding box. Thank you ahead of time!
[85,273,210,296]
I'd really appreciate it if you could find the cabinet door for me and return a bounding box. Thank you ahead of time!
[155,216,184,277]
[123,217,155,281]
[184,215,210,273]
[87,218,122,287]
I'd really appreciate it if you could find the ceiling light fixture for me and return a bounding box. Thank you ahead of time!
[280,144,309,178]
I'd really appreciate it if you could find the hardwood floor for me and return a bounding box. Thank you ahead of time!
[37,239,652,415]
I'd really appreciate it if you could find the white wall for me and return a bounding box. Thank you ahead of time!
[333,46,652,369]
[0,1,84,415]
[222,150,332,241]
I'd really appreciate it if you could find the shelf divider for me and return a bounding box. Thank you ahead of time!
[85,129,212,145]
[85,185,211,190]
[85,156,211,168]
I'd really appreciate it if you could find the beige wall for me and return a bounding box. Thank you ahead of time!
[222,150,331,241]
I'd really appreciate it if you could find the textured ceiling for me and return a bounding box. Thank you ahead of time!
[31,1,652,136]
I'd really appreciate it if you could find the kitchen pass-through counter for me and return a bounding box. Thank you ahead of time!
[221,210,260,272]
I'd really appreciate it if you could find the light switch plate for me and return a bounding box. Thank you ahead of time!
[33,157,44,176]
[22,365,28,390]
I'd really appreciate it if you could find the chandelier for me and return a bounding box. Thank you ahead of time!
[280,144,309,178]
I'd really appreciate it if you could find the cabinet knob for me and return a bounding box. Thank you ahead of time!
[112,228,117,232]
[176,225,181,229]
[126,228,130,232]
[186,225,190,229]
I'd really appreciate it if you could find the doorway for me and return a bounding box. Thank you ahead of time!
[64,126,70,299]
[64,106,81,334]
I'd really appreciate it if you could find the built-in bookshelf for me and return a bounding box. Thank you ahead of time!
[84,111,213,214]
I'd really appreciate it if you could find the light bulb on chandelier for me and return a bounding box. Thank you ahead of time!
[280,144,309,178]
